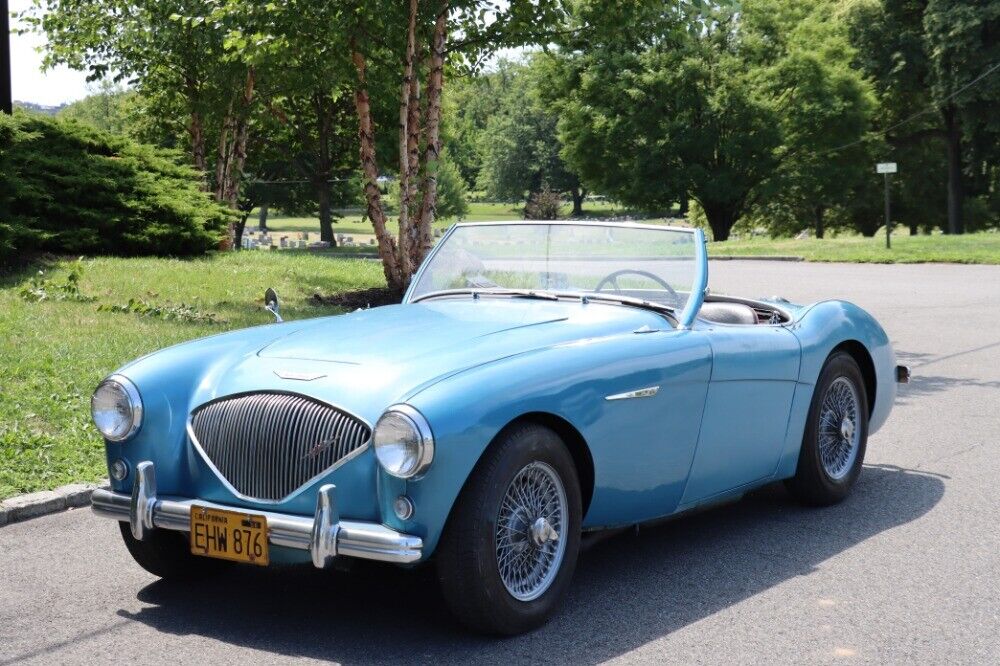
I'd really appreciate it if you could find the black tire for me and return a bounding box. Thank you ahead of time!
[786,351,869,506]
[436,422,582,635]
[118,522,229,579]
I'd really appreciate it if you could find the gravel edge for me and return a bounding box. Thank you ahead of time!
[0,481,109,527]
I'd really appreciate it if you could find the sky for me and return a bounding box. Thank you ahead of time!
[9,0,91,105]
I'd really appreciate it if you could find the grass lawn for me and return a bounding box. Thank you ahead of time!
[259,200,634,236]
[0,252,384,500]
[715,231,1000,264]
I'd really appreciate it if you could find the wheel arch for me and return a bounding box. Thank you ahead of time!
[830,340,877,417]
[504,412,595,516]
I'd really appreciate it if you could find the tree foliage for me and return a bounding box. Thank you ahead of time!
[545,0,875,240]
[0,112,230,264]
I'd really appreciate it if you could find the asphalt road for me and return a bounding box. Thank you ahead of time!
[1,260,998,665]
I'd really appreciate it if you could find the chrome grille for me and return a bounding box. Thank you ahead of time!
[189,392,370,502]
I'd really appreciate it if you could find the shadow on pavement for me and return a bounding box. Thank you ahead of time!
[119,465,944,664]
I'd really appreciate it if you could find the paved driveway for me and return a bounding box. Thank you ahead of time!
[1,260,998,665]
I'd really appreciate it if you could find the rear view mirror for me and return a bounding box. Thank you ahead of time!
[264,288,283,322]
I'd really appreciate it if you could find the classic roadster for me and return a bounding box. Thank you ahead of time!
[90,222,906,634]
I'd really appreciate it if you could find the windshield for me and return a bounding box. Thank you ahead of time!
[406,222,703,316]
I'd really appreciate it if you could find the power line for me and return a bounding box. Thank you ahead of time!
[817,59,1000,157]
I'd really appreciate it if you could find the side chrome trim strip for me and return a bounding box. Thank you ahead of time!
[605,386,660,401]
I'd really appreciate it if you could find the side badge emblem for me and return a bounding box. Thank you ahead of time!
[605,386,660,401]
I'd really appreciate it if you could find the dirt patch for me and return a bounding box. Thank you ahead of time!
[311,287,403,310]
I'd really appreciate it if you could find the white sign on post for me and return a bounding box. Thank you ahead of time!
[876,162,898,174]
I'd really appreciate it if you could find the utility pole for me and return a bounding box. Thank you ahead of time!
[877,162,897,250]
[1,0,12,115]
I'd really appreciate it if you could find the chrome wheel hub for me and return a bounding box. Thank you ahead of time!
[819,377,861,480]
[495,461,568,602]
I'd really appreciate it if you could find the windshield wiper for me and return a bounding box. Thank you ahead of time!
[574,292,676,316]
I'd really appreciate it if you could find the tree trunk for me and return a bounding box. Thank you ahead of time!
[413,3,449,271]
[188,111,207,174]
[814,205,825,239]
[571,186,584,216]
[703,204,737,241]
[317,184,334,244]
[352,46,403,292]
[942,105,964,235]
[679,191,689,216]
[397,0,420,278]
[909,221,918,236]
[314,92,337,246]
[258,203,269,232]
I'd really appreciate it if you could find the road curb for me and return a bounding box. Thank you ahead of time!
[0,481,108,527]
[710,255,805,262]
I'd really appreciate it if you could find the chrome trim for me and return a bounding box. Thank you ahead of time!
[310,484,340,568]
[373,404,435,479]
[186,391,371,505]
[92,374,143,442]
[129,461,157,541]
[605,386,660,401]
[273,370,327,381]
[92,463,422,565]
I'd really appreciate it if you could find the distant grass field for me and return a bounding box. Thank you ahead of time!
[715,230,1000,264]
[258,200,634,236]
[0,253,383,500]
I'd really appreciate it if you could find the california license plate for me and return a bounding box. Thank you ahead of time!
[190,506,269,566]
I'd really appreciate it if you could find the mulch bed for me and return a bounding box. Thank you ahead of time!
[311,287,403,310]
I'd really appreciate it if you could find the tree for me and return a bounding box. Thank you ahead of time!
[548,0,869,240]
[745,1,877,238]
[848,0,1000,234]
[346,0,568,291]
[23,0,263,245]
[476,58,585,214]
[57,81,137,136]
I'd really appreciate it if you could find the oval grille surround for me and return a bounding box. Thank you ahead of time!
[189,392,371,502]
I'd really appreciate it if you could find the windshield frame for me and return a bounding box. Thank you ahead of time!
[402,221,708,328]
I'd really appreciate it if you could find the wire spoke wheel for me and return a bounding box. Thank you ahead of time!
[494,461,569,602]
[818,376,861,480]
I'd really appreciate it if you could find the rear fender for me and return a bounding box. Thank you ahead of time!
[774,300,897,479]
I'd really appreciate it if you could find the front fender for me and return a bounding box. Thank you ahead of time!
[394,329,713,556]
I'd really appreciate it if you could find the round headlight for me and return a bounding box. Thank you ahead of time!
[373,405,434,479]
[91,375,143,442]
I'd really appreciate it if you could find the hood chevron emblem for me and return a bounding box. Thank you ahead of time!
[274,370,327,381]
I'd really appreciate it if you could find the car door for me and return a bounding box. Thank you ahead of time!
[678,324,801,507]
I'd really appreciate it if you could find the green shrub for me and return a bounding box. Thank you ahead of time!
[0,112,230,265]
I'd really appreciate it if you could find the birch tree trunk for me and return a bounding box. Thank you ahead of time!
[413,3,449,270]
[352,46,404,292]
[397,0,420,278]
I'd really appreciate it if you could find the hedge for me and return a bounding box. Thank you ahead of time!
[0,112,230,265]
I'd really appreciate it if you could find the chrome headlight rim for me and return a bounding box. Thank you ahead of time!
[91,374,143,442]
[373,404,434,480]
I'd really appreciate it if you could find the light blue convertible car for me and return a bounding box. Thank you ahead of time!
[90,222,907,634]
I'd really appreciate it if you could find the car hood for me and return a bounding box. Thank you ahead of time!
[182,298,665,424]
[258,300,570,364]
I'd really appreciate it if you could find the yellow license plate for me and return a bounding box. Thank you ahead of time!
[190,506,269,566]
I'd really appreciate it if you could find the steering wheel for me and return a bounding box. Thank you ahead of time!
[594,269,680,303]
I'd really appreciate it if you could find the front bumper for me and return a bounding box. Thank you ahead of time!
[91,461,422,566]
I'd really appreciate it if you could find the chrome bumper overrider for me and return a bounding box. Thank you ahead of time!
[91,461,422,566]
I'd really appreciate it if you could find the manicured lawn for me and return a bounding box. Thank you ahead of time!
[258,200,635,236]
[714,231,1000,264]
[0,252,384,500]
